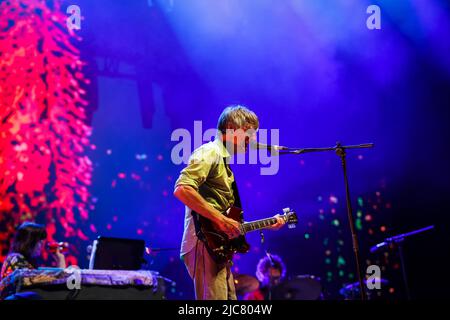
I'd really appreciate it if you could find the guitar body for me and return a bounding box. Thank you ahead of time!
[192,206,297,266]
[195,206,250,265]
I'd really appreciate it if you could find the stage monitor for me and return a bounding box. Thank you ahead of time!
[89,236,145,270]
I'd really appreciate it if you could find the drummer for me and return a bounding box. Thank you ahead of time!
[243,253,287,300]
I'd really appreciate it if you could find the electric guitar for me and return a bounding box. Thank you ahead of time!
[193,207,298,265]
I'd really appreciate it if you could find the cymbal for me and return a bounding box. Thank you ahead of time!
[342,278,389,291]
[340,278,389,297]
[233,274,259,295]
[271,275,322,300]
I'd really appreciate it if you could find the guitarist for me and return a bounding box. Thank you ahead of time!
[174,105,286,300]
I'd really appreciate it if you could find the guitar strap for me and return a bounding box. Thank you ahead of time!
[224,157,243,210]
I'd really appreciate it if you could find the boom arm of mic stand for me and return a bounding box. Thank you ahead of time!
[370,225,435,253]
[279,143,375,155]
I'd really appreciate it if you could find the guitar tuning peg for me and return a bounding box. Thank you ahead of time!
[283,207,290,214]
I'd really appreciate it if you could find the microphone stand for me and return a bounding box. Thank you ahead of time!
[278,142,374,300]
[143,246,179,268]
[370,225,434,300]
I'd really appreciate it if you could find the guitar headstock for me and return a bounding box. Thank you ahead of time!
[282,207,298,229]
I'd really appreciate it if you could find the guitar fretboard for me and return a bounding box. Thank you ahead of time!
[242,218,278,233]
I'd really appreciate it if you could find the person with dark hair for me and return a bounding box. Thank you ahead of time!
[244,253,287,300]
[174,105,286,300]
[0,222,66,280]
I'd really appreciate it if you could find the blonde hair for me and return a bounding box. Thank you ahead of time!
[217,105,259,133]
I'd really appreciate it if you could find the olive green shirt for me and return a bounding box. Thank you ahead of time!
[175,138,236,257]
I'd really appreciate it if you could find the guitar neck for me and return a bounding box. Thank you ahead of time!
[242,217,279,233]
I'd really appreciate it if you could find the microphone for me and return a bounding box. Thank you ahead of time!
[251,141,288,151]
[370,241,388,253]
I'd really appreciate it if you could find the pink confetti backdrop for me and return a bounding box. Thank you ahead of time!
[0,0,93,265]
